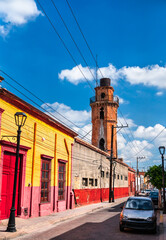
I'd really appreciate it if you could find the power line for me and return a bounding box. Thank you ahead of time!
[50,0,96,81]
[36,0,95,93]
[124,126,166,161]
[118,107,142,153]
[65,0,104,79]
[1,70,92,142]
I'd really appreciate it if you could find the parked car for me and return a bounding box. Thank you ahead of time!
[145,189,151,196]
[119,196,157,233]
[149,191,158,205]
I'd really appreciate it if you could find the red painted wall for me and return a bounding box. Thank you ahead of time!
[128,171,136,196]
[74,187,129,206]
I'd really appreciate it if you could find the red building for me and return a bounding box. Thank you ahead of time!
[128,167,136,196]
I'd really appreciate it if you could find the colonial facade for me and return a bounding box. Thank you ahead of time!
[90,78,119,156]
[72,77,136,206]
[0,88,77,220]
[72,137,134,206]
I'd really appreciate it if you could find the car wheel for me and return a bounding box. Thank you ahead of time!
[119,225,124,232]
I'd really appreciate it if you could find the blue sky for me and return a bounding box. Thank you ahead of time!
[1,0,166,170]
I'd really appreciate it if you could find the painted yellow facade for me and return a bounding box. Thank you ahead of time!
[0,89,77,218]
[0,98,74,187]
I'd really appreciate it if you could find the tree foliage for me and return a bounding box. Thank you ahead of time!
[145,165,165,190]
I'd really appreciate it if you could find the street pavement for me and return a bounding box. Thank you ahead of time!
[0,196,166,240]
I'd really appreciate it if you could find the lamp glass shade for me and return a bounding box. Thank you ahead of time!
[14,112,27,127]
[159,146,165,155]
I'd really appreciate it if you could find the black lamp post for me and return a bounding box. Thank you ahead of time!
[6,112,27,232]
[159,146,166,214]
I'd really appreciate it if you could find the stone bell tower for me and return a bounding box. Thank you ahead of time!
[90,78,119,157]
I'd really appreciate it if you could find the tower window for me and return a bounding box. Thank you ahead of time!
[100,107,104,119]
[99,138,105,150]
[101,92,105,99]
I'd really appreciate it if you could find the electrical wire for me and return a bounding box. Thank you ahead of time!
[36,0,95,93]
[65,0,104,79]
[1,70,92,141]
[2,78,92,143]
[50,0,96,81]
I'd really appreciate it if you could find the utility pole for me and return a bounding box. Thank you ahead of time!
[100,156,102,202]
[136,156,145,195]
[108,124,128,203]
[109,125,114,203]
[112,161,117,202]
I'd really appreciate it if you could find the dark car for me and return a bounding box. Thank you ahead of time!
[119,196,157,233]
[145,189,151,196]
[149,191,158,205]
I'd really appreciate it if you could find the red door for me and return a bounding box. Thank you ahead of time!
[1,152,22,220]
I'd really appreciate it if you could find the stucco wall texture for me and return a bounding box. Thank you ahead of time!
[0,90,75,220]
[72,139,133,206]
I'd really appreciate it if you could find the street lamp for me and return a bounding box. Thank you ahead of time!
[6,112,27,232]
[159,146,166,214]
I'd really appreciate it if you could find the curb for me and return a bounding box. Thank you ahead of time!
[0,198,128,240]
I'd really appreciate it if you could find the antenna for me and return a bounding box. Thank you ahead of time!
[95,55,98,87]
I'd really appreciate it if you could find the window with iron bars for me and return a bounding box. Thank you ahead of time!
[58,162,66,200]
[41,159,51,202]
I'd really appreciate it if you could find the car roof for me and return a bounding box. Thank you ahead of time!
[127,196,152,201]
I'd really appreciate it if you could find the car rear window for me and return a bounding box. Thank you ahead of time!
[125,199,153,210]
[150,192,158,196]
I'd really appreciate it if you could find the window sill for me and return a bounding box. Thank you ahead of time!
[40,202,51,205]
[57,199,65,202]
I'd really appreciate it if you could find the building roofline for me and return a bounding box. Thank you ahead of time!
[128,166,136,173]
[0,88,77,138]
[75,137,131,168]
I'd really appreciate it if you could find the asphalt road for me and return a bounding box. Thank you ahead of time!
[25,202,161,240]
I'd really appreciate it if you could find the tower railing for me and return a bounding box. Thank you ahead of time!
[90,96,96,104]
[90,96,119,105]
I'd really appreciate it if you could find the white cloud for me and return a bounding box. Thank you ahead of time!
[41,100,164,166]
[121,64,166,89]
[59,65,95,85]
[73,123,92,143]
[134,124,166,146]
[0,0,41,36]
[118,117,136,128]
[100,64,166,89]
[41,102,91,128]
[0,24,10,36]
[118,138,153,163]
[156,91,163,96]
[117,96,129,104]
[59,63,166,89]
[97,64,122,84]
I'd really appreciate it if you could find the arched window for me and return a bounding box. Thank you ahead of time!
[101,92,105,99]
[100,107,104,119]
[99,138,105,151]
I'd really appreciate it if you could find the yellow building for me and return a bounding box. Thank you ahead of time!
[0,88,77,219]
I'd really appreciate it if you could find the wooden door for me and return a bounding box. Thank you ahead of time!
[1,152,21,220]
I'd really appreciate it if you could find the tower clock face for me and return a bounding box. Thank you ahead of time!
[101,92,105,99]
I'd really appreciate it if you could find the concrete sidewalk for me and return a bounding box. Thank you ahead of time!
[0,197,128,240]
[159,212,166,240]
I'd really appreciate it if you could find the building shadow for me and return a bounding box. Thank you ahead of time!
[50,202,159,240]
